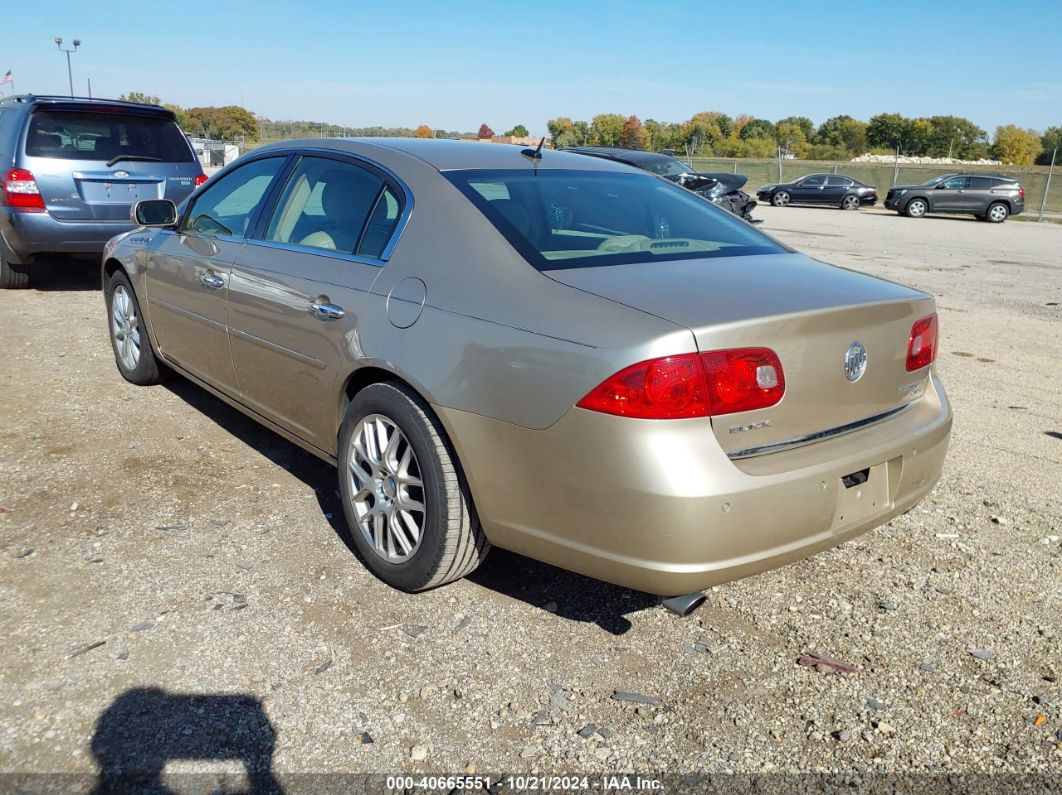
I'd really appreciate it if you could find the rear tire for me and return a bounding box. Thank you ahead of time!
[105,270,167,385]
[337,382,489,592]
[905,198,927,218]
[771,191,791,207]
[841,195,861,211]
[986,202,1009,223]
[0,257,30,289]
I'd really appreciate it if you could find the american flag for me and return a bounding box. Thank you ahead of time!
[0,71,12,85]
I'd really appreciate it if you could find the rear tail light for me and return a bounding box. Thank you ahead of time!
[2,168,46,211]
[576,347,784,420]
[1019,186,1025,199]
[906,313,938,372]
[194,173,209,187]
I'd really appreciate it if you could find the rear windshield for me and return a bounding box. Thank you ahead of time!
[446,169,781,270]
[25,110,193,163]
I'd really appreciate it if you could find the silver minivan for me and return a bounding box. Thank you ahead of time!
[0,95,206,288]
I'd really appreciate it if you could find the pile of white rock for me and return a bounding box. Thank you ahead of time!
[850,153,1002,165]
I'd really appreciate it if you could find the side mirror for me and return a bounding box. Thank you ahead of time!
[131,199,178,227]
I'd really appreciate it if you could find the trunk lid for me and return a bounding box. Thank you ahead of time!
[547,252,936,456]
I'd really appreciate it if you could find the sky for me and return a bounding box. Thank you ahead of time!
[2,0,1060,136]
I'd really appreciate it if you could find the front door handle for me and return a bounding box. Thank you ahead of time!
[201,273,225,290]
[309,300,345,320]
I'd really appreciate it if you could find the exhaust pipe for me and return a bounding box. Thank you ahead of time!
[660,591,706,617]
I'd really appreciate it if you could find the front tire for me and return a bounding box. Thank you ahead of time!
[771,191,791,207]
[0,256,30,289]
[841,195,861,211]
[986,202,1009,223]
[337,382,489,592]
[905,198,928,218]
[106,270,167,385]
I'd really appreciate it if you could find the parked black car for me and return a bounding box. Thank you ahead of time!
[561,146,757,221]
[884,173,1024,222]
[757,173,877,210]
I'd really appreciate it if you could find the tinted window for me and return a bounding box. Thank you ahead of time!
[264,157,385,255]
[967,176,1001,189]
[182,157,285,238]
[799,175,826,186]
[826,175,853,186]
[25,110,193,163]
[358,186,403,258]
[939,177,967,189]
[446,169,781,271]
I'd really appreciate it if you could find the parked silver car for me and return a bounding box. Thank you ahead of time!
[102,139,951,610]
[0,95,206,288]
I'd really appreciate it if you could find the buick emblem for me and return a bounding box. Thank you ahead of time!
[844,342,867,382]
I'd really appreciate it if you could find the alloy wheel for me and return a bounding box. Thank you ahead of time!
[908,199,927,217]
[842,195,860,210]
[772,192,790,207]
[988,204,1008,222]
[111,285,141,370]
[347,414,426,563]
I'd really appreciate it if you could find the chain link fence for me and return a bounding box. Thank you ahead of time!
[688,155,1060,218]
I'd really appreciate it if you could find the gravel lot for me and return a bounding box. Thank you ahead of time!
[1,205,1060,790]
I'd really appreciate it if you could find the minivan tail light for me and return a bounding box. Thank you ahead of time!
[194,173,209,187]
[2,168,46,211]
[906,313,938,371]
[576,348,785,420]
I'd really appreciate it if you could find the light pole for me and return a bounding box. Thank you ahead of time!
[54,36,81,96]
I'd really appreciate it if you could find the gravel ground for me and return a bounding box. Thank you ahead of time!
[0,205,1060,791]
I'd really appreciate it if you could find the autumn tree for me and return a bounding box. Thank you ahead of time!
[991,125,1041,165]
[184,105,258,142]
[413,124,433,138]
[547,117,576,148]
[680,112,727,154]
[619,115,649,150]
[590,113,626,146]
[119,91,160,105]
[478,123,495,139]
[776,116,815,140]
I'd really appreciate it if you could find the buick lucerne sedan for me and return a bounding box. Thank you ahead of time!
[102,139,951,607]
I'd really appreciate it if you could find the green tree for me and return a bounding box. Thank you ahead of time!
[776,116,814,140]
[590,113,626,146]
[991,125,1041,165]
[815,115,868,156]
[547,116,576,148]
[1038,126,1062,165]
[503,123,529,137]
[775,120,810,158]
[619,115,649,150]
[739,118,776,141]
[119,91,160,105]
[680,112,727,154]
[413,124,433,138]
[184,106,259,142]
[572,120,591,146]
[923,115,986,159]
[867,112,913,153]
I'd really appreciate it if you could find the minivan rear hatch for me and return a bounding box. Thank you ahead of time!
[21,103,200,221]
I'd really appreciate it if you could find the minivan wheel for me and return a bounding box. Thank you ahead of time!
[337,382,489,592]
[0,256,30,289]
[771,191,791,207]
[106,270,167,385]
[905,198,927,218]
[986,202,1009,223]
[841,195,861,211]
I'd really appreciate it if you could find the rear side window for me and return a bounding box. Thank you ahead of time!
[264,156,400,258]
[826,176,853,186]
[967,176,1002,189]
[25,110,193,163]
[446,169,781,271]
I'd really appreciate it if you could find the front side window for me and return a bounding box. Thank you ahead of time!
[26,110,193,163]
[264,156,397,257]
[939,177,967,189]
[799,175,826,187]
[446,169,782,271]
[181,157,285,238]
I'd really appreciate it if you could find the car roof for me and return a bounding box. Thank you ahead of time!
[563,146,674,165]
[253,138,636,173]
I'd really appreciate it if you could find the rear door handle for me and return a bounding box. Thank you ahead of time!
[201,273,225,290]
[309,301,345,320]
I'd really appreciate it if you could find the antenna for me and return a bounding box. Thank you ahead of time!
[521,136,546,161]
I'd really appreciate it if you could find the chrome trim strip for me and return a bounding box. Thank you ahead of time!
[726,404,912,460]
[148,296,226,332]
[229,328,326,369]
[242,238,388,268]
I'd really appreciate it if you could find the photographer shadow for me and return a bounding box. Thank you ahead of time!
[91,687,282,794]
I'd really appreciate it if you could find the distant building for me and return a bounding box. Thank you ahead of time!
[473,135,551,148]
[188,136,240,167]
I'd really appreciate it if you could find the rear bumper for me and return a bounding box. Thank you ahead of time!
[439,374,951,595]
[0,208,134,263]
